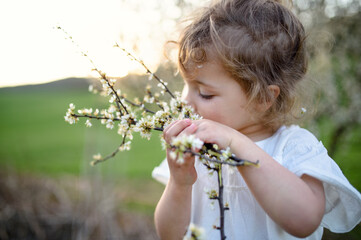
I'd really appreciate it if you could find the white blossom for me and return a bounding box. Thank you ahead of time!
[92,153,102,160]
[109,78,117,86]
[301,107,307,114]
[119,141,131,151]
[169,150,177,160]
[148,73,154,81]
[100,79,107,85]
[64,112,78,124]
[206,189,218,199]
[157,82,166,89]
[158,101,170,112]
[170,97,183,113]
[170,134,204,164]
[83,108,92,115]
[85,119,92,127]
[184,223,205,240]
[154,110,172,128]
[171,134,204,151]
[220,147,232,161]
[120,113,136,127]
[144,95,154,104]
[64,103,78,124]
[107,88,113,96]
[160,137,167,151]
[108,105,116,113]
[192,137,204,150]
[106,119,114,129]
[127,132,134,140]
[134,117,154,140]
[117,123,129,135]
[109,94,116,103]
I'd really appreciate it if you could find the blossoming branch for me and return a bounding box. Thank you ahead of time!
[60,26,258,240]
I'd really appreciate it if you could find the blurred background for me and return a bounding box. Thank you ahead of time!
[0,0,360,239]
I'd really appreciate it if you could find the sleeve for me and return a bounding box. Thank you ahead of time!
[282,130,361,233]
[152,159,169,185]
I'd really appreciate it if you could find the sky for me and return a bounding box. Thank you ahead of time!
[1,0,351,88]
[0,0,189,88]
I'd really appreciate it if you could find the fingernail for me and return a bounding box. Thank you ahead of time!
[184,119,191,124]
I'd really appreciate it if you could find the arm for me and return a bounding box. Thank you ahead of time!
[154,119,198,240]
[193,119,325,238]
[234,137,325,238]
[154,175,193,240]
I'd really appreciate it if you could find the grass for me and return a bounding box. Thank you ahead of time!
[0,81,166,218]
[1,82,359,189]
[0,83,165,179]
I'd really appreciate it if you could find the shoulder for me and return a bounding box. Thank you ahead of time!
[262,125,321,156]
[265,125,328,168]
[281,125,320,151]
[277,125,319,143]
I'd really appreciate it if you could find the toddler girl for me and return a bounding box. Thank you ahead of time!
[153,0,361,239]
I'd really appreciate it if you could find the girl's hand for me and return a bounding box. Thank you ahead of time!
[192,119,241,150]
[163,119,198,186]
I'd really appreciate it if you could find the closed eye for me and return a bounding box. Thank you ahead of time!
[199,92,214,100]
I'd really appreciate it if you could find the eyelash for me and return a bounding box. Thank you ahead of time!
[199,92,214,100]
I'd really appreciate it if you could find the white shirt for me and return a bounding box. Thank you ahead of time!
[152,125,361,239]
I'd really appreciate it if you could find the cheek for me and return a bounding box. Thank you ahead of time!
[205,103,248,129]
[198,102,229,124]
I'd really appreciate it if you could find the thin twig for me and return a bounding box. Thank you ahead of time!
[91,68,129,115]
[179,148,259,167]
[91,132,128,166]
[71,114,121,121]
[114,43,175,99]
[216,166,227,240]
[57,26,128,116]
[121,97,156,114]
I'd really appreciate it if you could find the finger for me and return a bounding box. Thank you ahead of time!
[191,119,203,127]
[163,119,180,133]
[163,120,181,142]
[163,119,192,143]
[179,123,198,136]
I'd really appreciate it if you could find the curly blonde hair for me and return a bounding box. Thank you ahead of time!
[178,0,308,129]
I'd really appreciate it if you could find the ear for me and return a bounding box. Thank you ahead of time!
[257,85,280,112]
[268,85,280,101]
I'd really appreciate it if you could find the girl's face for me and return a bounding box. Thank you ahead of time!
[181,61,268,139]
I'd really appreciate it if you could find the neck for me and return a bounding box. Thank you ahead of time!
[239,124,278,142]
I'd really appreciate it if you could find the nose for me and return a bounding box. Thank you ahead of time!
[181,86,196,112]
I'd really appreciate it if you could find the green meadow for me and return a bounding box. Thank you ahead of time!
[0,79,165,179]
[0,79,360,188]
[0,78,360,238]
